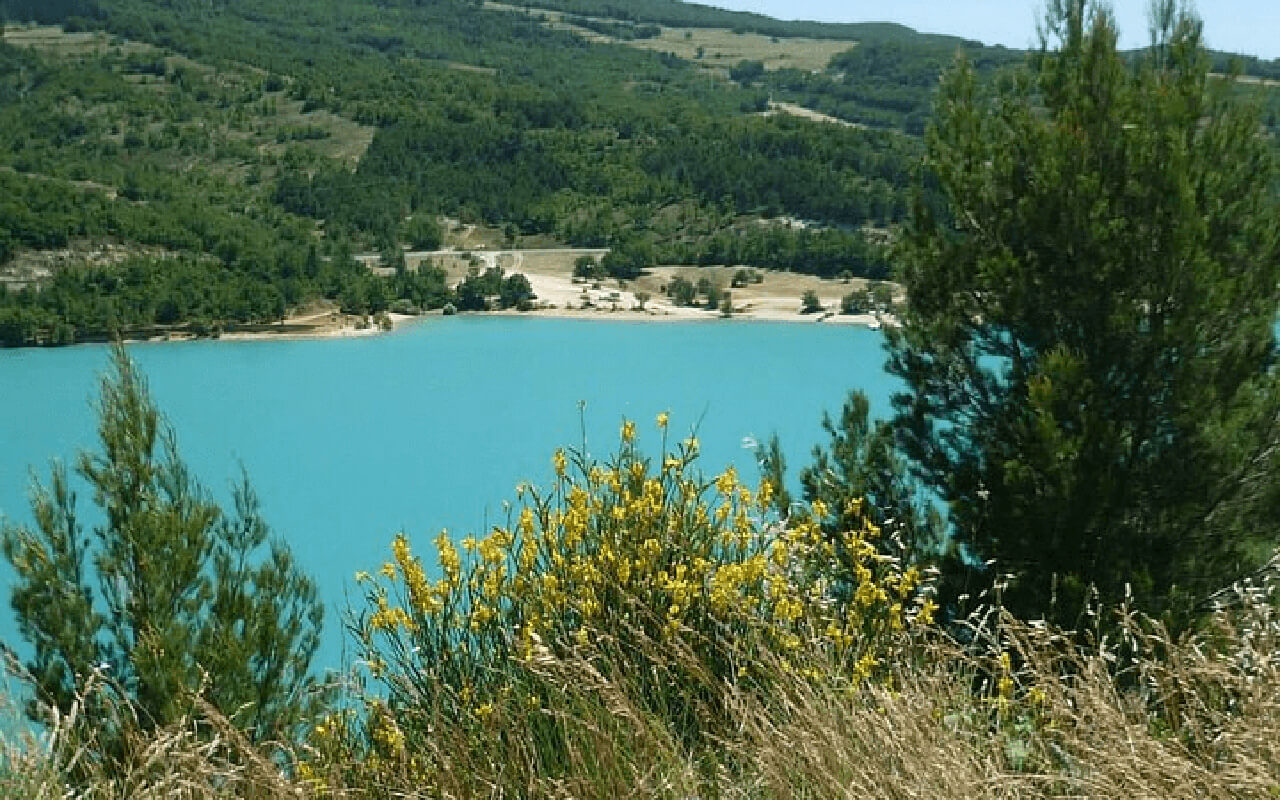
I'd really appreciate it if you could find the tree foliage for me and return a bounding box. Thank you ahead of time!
[889,0,1280,629]
[1,345,324,758]
[801,391,944,572]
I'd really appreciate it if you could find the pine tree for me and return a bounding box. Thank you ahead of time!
[888,0,1280,629]
[2,344,323,755]
[801,391,944,570]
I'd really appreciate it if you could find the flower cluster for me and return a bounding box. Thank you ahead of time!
[353,415,935,728]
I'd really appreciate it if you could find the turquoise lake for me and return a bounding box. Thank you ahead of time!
[0,317,896,674]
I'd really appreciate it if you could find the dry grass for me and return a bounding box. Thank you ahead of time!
[484,2,855,74]
[262,97,375,167]
[762,100,864,128]
[1,24,375,171]
[620,27,854,74]
[5,557,1277,799]
[0,24,152,57]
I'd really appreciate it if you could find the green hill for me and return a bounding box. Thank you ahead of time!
[0,0,1275,344]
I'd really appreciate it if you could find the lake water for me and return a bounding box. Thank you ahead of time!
[0,317,895,675]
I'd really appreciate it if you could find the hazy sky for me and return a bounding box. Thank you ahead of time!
[706,1,1280,60]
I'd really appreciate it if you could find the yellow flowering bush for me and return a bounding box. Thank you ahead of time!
[353,416,935,744]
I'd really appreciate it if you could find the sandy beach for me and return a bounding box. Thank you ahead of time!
[503,265,889,327]
[417,250,897,328]
[178,256,898,344]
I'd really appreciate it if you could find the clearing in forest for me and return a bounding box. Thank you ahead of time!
[484,2,855,74]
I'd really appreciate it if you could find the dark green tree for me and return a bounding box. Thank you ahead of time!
[841,289,871,315]
[2,344,324,757]
[601,239,653,280]
[499,272,535,310]
[573,255,602,280]
[800,289,822,314]
[668,276,697,307]
[401,215,443,251]
[888,0,1280,629]
[802,391,944,569]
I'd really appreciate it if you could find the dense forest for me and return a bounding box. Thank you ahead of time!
[0,0,932,343]
[0,0,1276,345]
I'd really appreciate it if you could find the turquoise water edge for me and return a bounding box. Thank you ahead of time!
[0,316,896,676]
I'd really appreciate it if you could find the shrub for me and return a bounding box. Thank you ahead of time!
[498,272,535,309]
[400,215,442,250]
[841,289,870,315]
[1,345,324,777]
[389,298,419,315]
[801,289,822,314]
[668,276,697,306]
[349,417,934,770]
[730,60,765,84]
[573,254,602,280]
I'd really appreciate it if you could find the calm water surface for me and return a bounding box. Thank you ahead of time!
[0,317,895,673]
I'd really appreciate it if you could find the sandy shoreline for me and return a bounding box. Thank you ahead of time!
[211,305,890,345]
[459,305,888,327]
[130,261,897,345]
[509,268,891,327]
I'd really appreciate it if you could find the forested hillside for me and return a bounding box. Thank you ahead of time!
[0,0,1275,345]
[3,4,1280,797]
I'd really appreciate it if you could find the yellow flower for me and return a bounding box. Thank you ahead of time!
[757,479,775,510]
[916,598,937,626]
[435,531,461,585]
[656,411,669,430]
[854,652,879,681]
[770,539,789,567]
[715,466,738,495]
[380,562,396,580]
[621,419,636,443]
[553,448,567,478]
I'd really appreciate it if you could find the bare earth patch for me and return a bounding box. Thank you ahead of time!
[760,101,864,128]
[362,247,894,328]
[483,2,856,75]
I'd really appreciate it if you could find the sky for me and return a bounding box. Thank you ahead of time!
[706,1,1280,60]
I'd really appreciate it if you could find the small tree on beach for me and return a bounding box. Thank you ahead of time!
[841,289,871,315]
[668,277,697,307]
[1,345,324,763]
[800,290,822,314]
